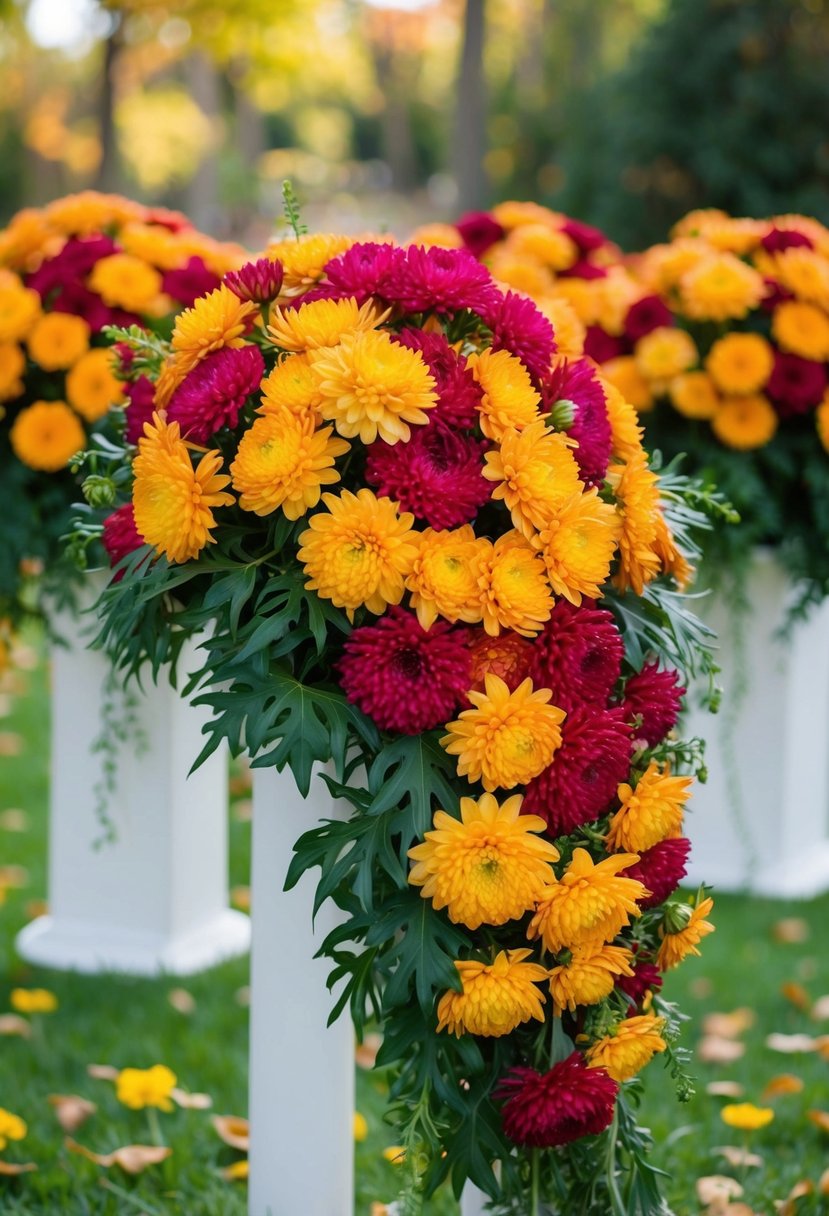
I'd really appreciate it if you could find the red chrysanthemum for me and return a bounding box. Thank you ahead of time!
[166,345,265,444]
[394,329,482,428]
[560,218,610,255]
[616,956,664,1005]
[529,599,624,712]
[383,244,498,315]
[761,227,814,253]
[624,295,674,342]
[496,1053,618,1148]
[583,326,625,364]
[102,502,144,576]
[324,241,405,304]
[224,256,285,303]
[480,290,556,381]
[162,256,220,307]
[465,631,534,698]
[365,420,490,530]
[766,351,827,416]
[621,661,685,747]
[543,357,612,486]
[337,607,470,734]
[123,375,157,446]
[27,234,118,298]
[561,259,608,281]
[621,836,691,910]
[523,705,632,834]
[456,210,505,257]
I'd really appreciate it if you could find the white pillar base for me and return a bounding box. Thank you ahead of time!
[15,579,250,976]
[683,549,829,898]
[249,765,354,1216]
[461,1183,489,1215]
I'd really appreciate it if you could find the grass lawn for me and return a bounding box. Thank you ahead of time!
[1,640,828,1215]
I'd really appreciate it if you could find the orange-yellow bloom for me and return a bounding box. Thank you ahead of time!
[586,1014,666,1081]
[669,371,720,420]
[720,1103,774,1131]
[155,286,256,407]
[477,532,553,637]
[437,949,548,1037]
[231,413,349,519]
[467,347,541,440]
[607,762,692,853]
[0,342,25,402]
[772,300,829,361]
[634,327,697,386]
[405,525,487,629]
[0,1108,27,1150]
[0,281,41,342]
[680,253,765,321]
[601,356,654,413]
[548,942,634,1013]
[483,420,582,537]
[534,489,620,605]
[10,400,85,472]
[27,312,90,371]
[88,253,162,313]
[66,347,125,422]
[711,394,778,450]
[705,332,774,395]
[258,354,324,421]
[10,987,58,1014]
[268,297,383,353]
[607,450,662,596]
[657,896,715,970]
[116,1064,177,1112]
[528,848,645,952]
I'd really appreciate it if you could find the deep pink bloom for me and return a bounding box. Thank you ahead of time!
[759,277,795,313]
[767,351,827,416]
[323,242,405,304]
[394,329,482,428]
[617,957,663,1005]
[224,256,285,303]
[337,608,470,734]
[480,290,556,381]
[496,1054,618,1148]
[124,375,157,445]
[543,357,612,486]
[622,661,685,747]
[522,705,632,834]
[27,235,119,299]
[761,227,814,253]
[162,256,220,307]
[383,244,498,315]
[102,503,144,577]
[560,259,608,281]
[529,600,624,712]
[624,295,674,341]
[621,837,692,910]
[583,325,625,364]
[365,421,490,530]
[166,345,265,443]
[143,206,191,233]
[560,218,610,255]
[51,281,137,331]
[456,210,505,257]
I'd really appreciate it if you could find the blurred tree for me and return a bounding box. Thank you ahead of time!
[556,0,829,248]
[454,0,487,210]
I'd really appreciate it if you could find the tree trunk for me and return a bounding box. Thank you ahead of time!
[95,25,123,193]
[454,0,488,212]
[373,45,418,194]
[183,51,222,235]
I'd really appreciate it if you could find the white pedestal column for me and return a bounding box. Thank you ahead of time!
[15,587,250,974]
[461,1184,489,1215]
[683,549,829,897]
[248,765,354,1216]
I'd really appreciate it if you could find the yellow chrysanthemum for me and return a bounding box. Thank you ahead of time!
[258,353,324,422]
[507,223,578,272]
[657,896,715,970]
[595,270,641,337]
[0,208,53,268]
[230,413,349,519]
[817,392,829,454]
[66,347,125,422]
[116,1064,177,1112]
[607,450,662,596]
[407,223,464,249]
[771,300,829,361]
[527,848,645,952]
[10,399,85,472]
[405,525,487,629]
[0,281,41,343]
[669,370,721,420]
[652,510,694,591]
[548,942,634,1013]
[602,380,645,461]
[601,356,654,413]
[0,1108,27,1151]
[268,297,383,354]
[534,488,620,606]
[436,949,548,1038]
[297,487,416,617]
[634,327,698,387]
[488,252,554,300]
[45,190,138,235]
[467,347,541,441]
[538,297,586,357]
[88,253,163,313]
[763,247,829,308]
[680,253,765,321]
[155,286,257,407]
[310,329,437,445]
[720,1103,774,1132]
[586,1014,667,1081]
[118,221,187,271]
[705,332,774,395]
[638,238,709,294]
[606,762,692,854]
[27,311,90,371]
[483,420,582,537]
[10,986,58,1014]
[0,342,25,401]
[266,233,354,297]
[549,277,603,327]
[476,531,553,637]
[491,200,563,230]
[711,394,778,450]
[441,674,565,792]
[408,792,560,930]
[132,414,234,563]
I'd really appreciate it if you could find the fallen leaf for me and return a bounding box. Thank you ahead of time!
[690,976,714,999]
[65,1138,171,1174]
[87,1064,118,1081]
[702,1009,755,1039]
[818,1167,829,1196]
[0,809,28,832]
[765,1033,817,1054]
[230,886,250,912]
[762,1074,804,1099]
[722,1205,759,1216]
[706,1081,745,1098]
[232,799,252,823]
[167,988,196,1016]
[772,918,809,944]
[0,733,23,756]
[814,1035,829,1060]
[212,1115,249,1152]
[0,864,29,889]
[698,1036,746,1064]
[0,1014,32,1038]
[48,1095,97,1132]
[807,1109,829,1134]
[171,1088,212,1110]
[697,1175,744,1206]
[811,995,829,1021]
[234,986,250,1008]
[221,1159,249,1181]
[714,1146,763,1169]
[781,982,811,1011]
[0,1161,37,1175]
[356,1032,383,1071]
[775,1180,813,1216]
[25,900,48,920]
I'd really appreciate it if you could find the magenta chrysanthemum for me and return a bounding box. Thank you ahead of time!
[162,256,220,307]
[224,256,284,303]
[616,956,664,1004]
[456,210,505,257]
[624,295,674,342]
[529,601,623,712]
[102,502,144,574]
[480,290,556,381]
[622,661,685,747]
[583,326,625,364]
[337,608,470,734]
[166,345,265,444]
[766,351,827,416]
[365,421,490,530]
[523,705,632,834]
[124,375,157,446]
[395,329,482,428]
[761,227,813,253]
[543,357,612,486]
[621,837,691,910]
[27,234,118,298]
[496,1054,618,1148]
[383,245,498,315]
[324,242,405,304]
[560,218,610,255]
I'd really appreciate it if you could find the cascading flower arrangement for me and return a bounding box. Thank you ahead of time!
[625,208,829,608]
[0,191,244,628]
[79,211,721,1212]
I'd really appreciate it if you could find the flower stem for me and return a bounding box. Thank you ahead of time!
[146,1107,164,1147]
[531,1147,541,1216]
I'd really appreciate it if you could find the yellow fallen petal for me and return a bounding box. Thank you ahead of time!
[382,1145,406,1165]
[761,1074,804,1100]
[221,1159,249,1181]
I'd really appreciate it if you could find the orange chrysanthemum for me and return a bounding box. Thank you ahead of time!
[528,848,646,952]
[771,300,829,362]
[467,347,541,441]
[705,333,774,395]
[601,357,654,414]
[266,233,354,297]
[762,247,829,308]
[586,1014,667,1082]
[155,286,257,407]
[0,342,25,402]
[537,296,586,357]
[548,942,634,1013]
[0,281,41,343]
[10,399,85,472]
[607,450,662,597]
[27,312,90,371]
[436,949,548,1037]
[441,674,565,792]
[669,371,720,420]
[405,526,487,629]
[634,327,697,386]
[258,354,324,422]
[817,392,829,455]
[231,413,349,519]
[711,394,778,451]
[408,793,560,930]
[132,414,234,563]
[606,761,692,854]
[679,253,765,321]
[88,253,163,313]
[534,489,620,605]
[657,896,715,970]
[483,420,582,537]
[268,297,383,354]
[602,380,645,461]
[66,348,125,422]
[476,532,553,637]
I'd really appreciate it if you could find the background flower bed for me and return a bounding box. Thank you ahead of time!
[3,642,829,1214]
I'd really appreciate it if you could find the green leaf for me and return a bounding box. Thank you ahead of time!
[366,891,469,1012]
